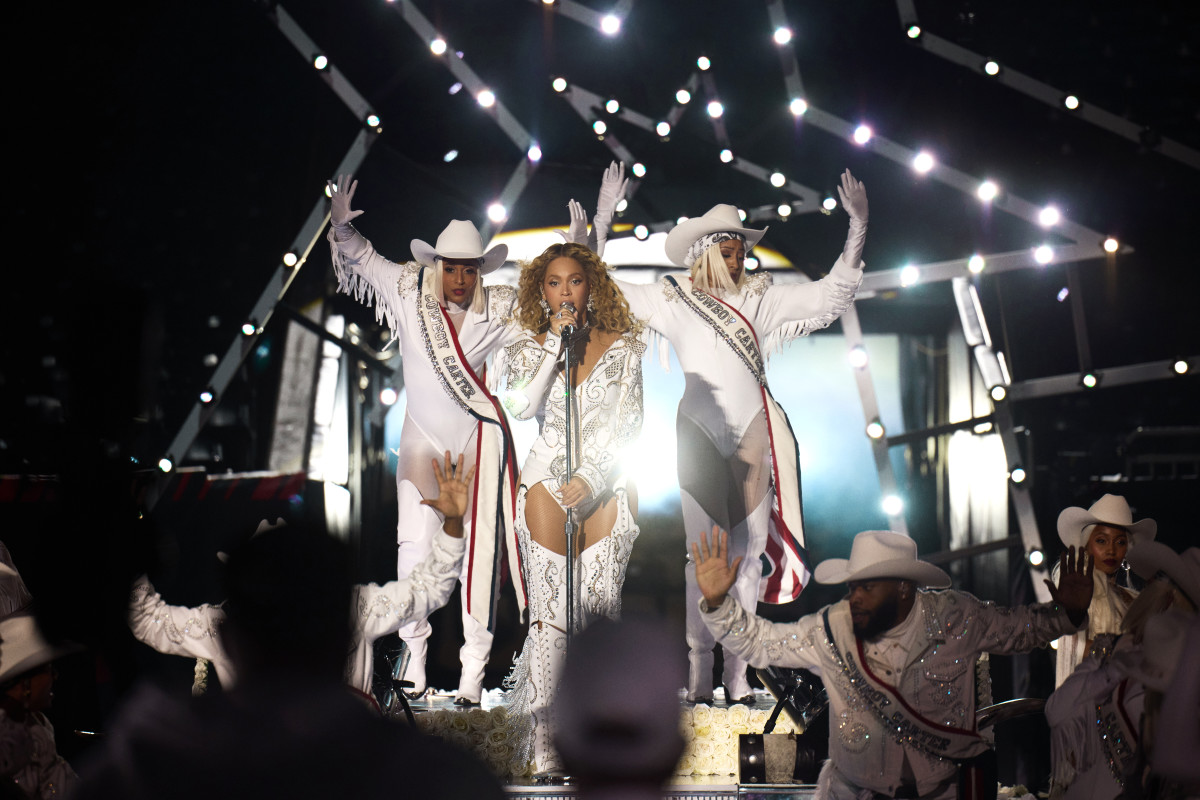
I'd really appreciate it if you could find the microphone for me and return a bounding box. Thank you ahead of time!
[559,301,577,337]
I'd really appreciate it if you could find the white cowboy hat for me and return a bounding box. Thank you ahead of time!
[1127,542,1200,609]
[1111,608,1193,691]
[1056,494,1156,549]
[410,220,508,273]
[663,204,768,267]
[813,531,951,588]
[0,614,80,684]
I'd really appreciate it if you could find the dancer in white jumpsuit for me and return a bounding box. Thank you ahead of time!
[581,164,868,702]
[501,242,644,773]
[326,175,520,703]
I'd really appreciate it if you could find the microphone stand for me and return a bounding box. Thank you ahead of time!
[561,322,580,644]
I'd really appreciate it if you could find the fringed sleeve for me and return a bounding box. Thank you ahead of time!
[326,223,415,339]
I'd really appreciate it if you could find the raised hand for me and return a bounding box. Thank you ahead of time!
[835,169,868,223]
[1044,545,1095,627]
[591,161,629,257]
[419,451,476,535]
[690,526,744,608]
[557,476,592,509]
[327,173,365,227]
[553,199,590,245]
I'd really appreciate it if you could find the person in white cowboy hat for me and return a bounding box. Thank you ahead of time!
[0,555,80,798]
[563,162,868,704]
[693,527,1095,800]
[125,454,478,699]
[1051,493,1156,687]
[326,174,521,704]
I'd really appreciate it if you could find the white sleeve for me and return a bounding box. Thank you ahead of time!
[500,333,564,420]
[127,575,227,665]
[700,595,824,672]
[754,256,862,346]
[327,225,417,336]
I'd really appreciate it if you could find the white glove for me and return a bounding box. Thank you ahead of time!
[836,169,867,223]
[553,199,589,245]
[327,173,365,228]
[591,161,629,257]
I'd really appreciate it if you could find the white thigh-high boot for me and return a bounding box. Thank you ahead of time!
[395,480,439,695]
[721,495,771,702]
[579,492,640,625]
[524,540,568,773]
[455,590,493,704]
[681,489,719,702]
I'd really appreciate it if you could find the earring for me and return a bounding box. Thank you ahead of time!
[539,298,550,317]
[586,296,596,312]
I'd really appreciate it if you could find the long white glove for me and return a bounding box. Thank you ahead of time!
[835,169,868,268]
[591,161,629,257]
[552,199,590,246]
[327,173,365,241]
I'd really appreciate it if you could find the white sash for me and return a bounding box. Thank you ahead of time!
[415,272,525,626]
[664,276,808,603]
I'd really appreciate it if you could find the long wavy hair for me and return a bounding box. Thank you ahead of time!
[515,243,639,335]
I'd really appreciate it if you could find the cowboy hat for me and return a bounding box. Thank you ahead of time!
[1111,608,1194,691]
[663,204,768,267]
[0,614,81,684]
[1127,542,1200,609]
[1056,494,1156,549]
[410,220,508,273]
[813,531,951,588]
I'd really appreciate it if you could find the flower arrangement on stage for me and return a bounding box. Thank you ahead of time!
[674,703,799,776]
[414,705,534,778]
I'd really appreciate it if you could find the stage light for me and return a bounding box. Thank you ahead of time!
[789,97,808,116]
[677,217,688,225]
[1038,205,1060,227]
[900,265,919,287]
[822,197,838,211]
[1034,245,1054,264]
[1057,287,1069,302]
[600,14,621,35]
[1103,237,1119,253]
[448,82,462,95]
[552,77,568,92]
[1027,548,1046,568]
[968,254,985,274]
[697,56,711,70]
[1063,95,1079,110]
[605,98,620,114]
[1173,359,1189,375]
[632,162,646,177]
[656,121,671,137]
[312,54,328,70]
[853,125,873,145]
[737,209,747,221]
[487,203,507,222]
[977,180,998,202]
[770,172,786,188]
[158,457,174,473]
[207,315,220,328]
[882,495,904,516]
[199,390,214,404]
[633,224,649,240]
[593,120,607,135]
[778,204,792,218]
[745,256,759,271]
[906,25,922,39]
[380,387,398,406]
[773,27,793,45]
[476,89,495,108]
[543,0,555,4]
[616,198,628,212]
[366,113,382,129]
[443,149,458,162]
[848,346,869,368]
[676,89,691,104]
[203,353,218,367]
[241,322,257,336]
[527,143,542,162]
[282,251,298,267]
[912,151,935,173]
[324,183,334,198]
[983,60,1000,76]
[707,100,724,118]
[1081,372,1099,389]
[429,37,447,55]
[989,385,1007,402]
[719,149,734,163]
[1049,638,1059,650]
[1010,466,1027,484]
[866,420,885,439]
[973,421,994,434]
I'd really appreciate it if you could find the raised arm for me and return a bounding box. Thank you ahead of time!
[128,576,228,668]
[591,161,629,258]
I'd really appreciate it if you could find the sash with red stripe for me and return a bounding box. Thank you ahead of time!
[664,276,809,603]
[415,272,525,628]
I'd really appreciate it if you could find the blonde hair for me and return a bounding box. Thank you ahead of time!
[515,243,639,335]
[428,258,486,314]
[689,243,746,296]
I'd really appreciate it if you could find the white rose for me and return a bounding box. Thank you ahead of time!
[695,754,717,775]
[727,704,751,727]
[675,754,696,775]
[692,705,714,727]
